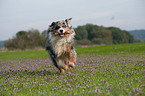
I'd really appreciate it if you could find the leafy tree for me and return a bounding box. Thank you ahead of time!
[134,39,141,43]
[92,38,102,44]
[91,27,112,44]
[16,31,27,37]
[42,30,48,38]
[74,24,113,44]
[107,27,134,44]
[75,26,88,40]
[74,24,134,45]
[85,24,98,40]
[4,29,45,50]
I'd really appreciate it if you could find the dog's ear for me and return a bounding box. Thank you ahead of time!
[65,18,72,27]
[50,22,56,27]
[48,22,56,32]
[68,17,72,21]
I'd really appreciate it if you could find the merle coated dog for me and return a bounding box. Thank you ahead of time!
[45,18,77,73]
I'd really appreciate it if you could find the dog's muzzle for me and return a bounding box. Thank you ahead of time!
[58,28,66,37]
[58,28,65,33]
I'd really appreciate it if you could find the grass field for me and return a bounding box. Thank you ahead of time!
[0,43,145,96]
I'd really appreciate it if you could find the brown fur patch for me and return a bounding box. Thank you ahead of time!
[64,28,74,37]
[64,28,74,34]
[53,30,59,36]
[58,68,64,74]
[66,59,70,73]
[66,44,76,64]
[70,53,76,64]
[67,44,71,53]
[57,44,71,60]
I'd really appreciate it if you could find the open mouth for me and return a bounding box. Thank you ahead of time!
[59,34,65,37]
[59,31,70,37]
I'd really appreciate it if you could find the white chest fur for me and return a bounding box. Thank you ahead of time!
[50,33,75,57]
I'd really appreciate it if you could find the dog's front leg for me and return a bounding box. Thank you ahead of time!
[69,52,76,67]
[66,59,70,73]
[67,44,71,54]
[58,67,64,74]
[57,58,65,74]
[68,44,76,68]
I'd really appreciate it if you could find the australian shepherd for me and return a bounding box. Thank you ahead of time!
[45,18,77,74]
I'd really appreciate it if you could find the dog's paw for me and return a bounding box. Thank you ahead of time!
[68,62,75,68]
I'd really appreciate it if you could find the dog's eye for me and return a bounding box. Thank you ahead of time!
[62,24,66,28]
[55,25,60,29]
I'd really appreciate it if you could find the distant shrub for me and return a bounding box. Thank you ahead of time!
[92,38,102,44]
[77,39,91,45]
[4,29,45,50]
[134,39,142,43]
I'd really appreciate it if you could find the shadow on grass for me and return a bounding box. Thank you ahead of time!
[0,69,60,78]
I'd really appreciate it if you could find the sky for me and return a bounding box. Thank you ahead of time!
[0,0,145,41]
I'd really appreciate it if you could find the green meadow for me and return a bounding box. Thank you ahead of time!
[0,43,145,96]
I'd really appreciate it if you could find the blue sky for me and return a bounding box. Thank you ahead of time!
[0,0,145,41]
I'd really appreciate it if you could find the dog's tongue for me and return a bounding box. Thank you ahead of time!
[60,34,64,37]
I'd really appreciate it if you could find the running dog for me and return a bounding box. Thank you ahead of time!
[45,18,77,73]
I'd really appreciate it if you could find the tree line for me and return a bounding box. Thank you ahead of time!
[74,24,134,45]
[4,29,45,50]
[4,24,135,50]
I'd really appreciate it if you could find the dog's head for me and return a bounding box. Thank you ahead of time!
[48,18,74,37]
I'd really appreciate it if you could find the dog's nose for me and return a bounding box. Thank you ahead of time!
[58,28,65,33]
[59,29,63,33]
